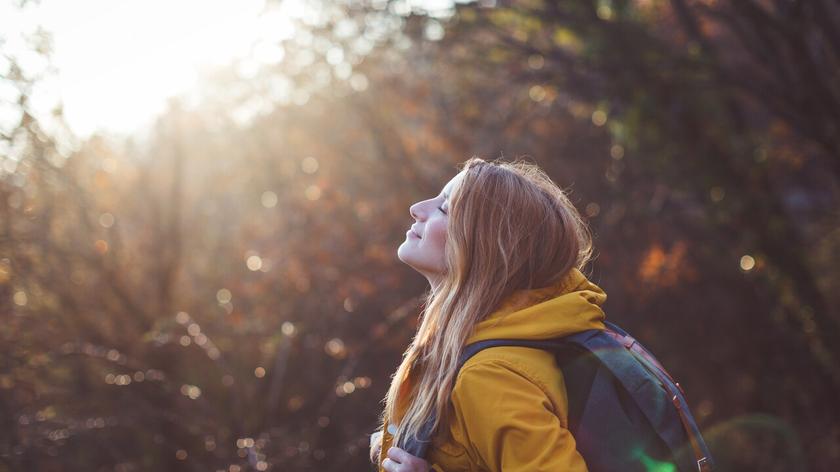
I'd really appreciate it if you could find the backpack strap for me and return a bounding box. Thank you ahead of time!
[398,338,568,458]
[600,321,713,472]
[396,336,656,458]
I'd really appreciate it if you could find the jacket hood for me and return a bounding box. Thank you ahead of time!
[466,267,607,345]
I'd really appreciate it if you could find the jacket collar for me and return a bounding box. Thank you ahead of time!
[466,267,607,345]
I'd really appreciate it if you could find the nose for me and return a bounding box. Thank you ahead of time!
[410,202,424,221]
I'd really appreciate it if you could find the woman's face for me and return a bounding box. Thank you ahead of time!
[397,170,465,288]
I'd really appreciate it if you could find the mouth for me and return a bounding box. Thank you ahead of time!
[407,228,421,239]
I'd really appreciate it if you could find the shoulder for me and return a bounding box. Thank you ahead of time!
[459,345,562,390]
[444,346,586,471]
[454,346,569,421]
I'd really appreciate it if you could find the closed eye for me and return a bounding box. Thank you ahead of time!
[438,206,447,215]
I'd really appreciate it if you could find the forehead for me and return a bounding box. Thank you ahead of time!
[441,170,466,196]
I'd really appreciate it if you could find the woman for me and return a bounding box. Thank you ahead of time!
[370,157,608,471]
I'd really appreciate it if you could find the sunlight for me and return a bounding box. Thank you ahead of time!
[33,0,303,137]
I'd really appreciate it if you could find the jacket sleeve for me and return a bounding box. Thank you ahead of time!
[450,359,588,472]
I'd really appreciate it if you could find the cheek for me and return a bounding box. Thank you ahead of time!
[426,221,448,250]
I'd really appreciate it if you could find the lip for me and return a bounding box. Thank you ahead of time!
[407,228,421,238]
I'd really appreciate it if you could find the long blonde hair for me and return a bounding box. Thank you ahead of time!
[379,156,594,451]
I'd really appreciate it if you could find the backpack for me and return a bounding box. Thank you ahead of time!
[398,320,714,472]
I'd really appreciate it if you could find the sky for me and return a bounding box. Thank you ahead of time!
[1,0,458,140]
[2,0,301,138]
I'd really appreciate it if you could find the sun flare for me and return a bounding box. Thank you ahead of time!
[13,0,305,137]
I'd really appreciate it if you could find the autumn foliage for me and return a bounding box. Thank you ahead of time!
[1,1,839,471]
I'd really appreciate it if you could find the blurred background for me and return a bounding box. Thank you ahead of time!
[1,0,838,470]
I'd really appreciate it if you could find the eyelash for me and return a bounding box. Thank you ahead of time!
[438,206,447,214]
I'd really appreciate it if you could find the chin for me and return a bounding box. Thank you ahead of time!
[396,245,415,265]
[396,248,421,269]
[397,251,420,269]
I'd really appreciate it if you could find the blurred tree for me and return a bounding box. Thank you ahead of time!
[1,0,838,471]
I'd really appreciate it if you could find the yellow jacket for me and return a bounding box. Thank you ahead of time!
[377,267,607,472]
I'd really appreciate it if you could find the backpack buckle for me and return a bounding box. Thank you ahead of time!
[697,456,711,471]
